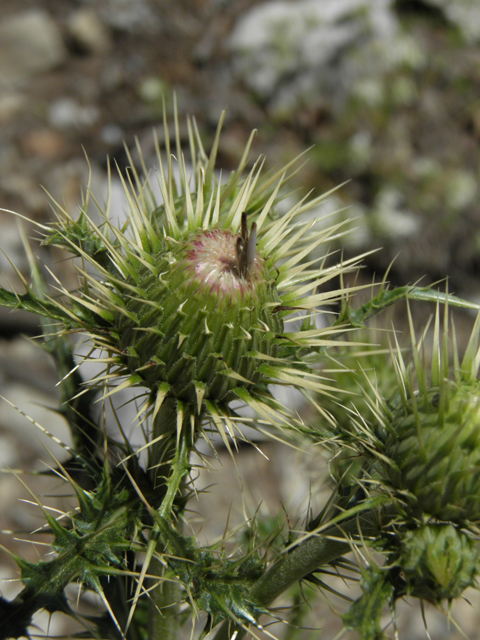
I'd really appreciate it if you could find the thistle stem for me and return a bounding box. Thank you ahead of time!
[148,557,182,640]
[212,509,383,640]
[147,405,198,640]
[158,422,192,519]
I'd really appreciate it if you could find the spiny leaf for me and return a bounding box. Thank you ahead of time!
[0,286,86,326]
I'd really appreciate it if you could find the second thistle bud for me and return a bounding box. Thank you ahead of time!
[384,381,480,523]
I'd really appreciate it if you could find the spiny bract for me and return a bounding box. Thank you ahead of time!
[34,106,362,446]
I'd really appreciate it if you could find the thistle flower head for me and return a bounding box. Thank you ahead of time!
[115,213,282,402]
[36,105,360,451]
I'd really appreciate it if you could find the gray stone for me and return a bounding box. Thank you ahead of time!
[48,97,100,131]
[0,436,18,469]
[101,123,125,145]
[0,10,66,87]
[0,340,69,462]
[0,172,46,213]
[229,0,420,110]
[100,0,161,34]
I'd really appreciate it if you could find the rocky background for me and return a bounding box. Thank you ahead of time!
[1,0,480,638]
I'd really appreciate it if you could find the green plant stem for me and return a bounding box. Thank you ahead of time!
[147,406,197,640]
[336,285,480,331]
[158,422,192,519]
[148,557,182,640]
[213,509,383,640]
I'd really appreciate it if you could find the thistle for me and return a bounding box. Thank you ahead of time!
[29,106,364,460]
[327,305,480,638]
[1,104,480,640]
[0,107,367,638]
[376,307,480,524]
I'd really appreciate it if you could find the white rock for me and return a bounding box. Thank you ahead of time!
[372,187,420,240]
[48,97,99,131]
[0,10,66,87]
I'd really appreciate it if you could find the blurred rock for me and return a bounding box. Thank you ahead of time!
[42,158,90,222]
[0,307,41,338]
[48,97,100,131]
[100,0,162,34]
[425,0,480,42]
[0,335,71,463]
[444,169,478,212]
[101,123,125,146]
[0,382,71,461]
[0,10,66,87]
[0,215,30,282]
[0,436,18,468]
[0,358,72,468]
[99,59,126,93]
[21,128,68,161]
[229,0,402,108]
[370,186,421,240]
[138,76,169,105]
[0,92,26,125]
[67,8,112,55]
